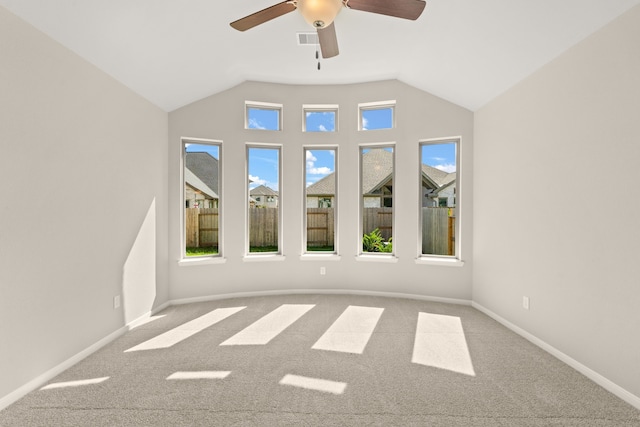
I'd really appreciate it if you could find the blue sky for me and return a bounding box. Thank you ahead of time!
[185,142,218,159]
[421,143,456,173]
[188,112,456,194]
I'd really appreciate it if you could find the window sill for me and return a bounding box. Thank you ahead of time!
[356,254,399,263]
[243,254,286,263]
[415,257,465,267]
[178,257,227,267]
[300,254,341,262]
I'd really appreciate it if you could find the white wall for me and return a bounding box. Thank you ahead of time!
[0,6,169,404]
[169,80,473,301]
[474,5,640,400]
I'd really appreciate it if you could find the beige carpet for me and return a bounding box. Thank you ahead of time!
[1,294,639,426]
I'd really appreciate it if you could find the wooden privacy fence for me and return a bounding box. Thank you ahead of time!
[307,208,335,247]
[248,207,279,247]
[422,207,455,256]
[185,208,219,248]
[363,207,393,240]
[186,207,454,253]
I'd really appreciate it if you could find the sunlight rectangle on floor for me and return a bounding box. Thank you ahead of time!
[124,306,246,352]
[166,371,231,380]
[412,312,475,376]
[220,304,315,346]
[40,377,109,390]
[312,305,384,354]
[279,374,346,395]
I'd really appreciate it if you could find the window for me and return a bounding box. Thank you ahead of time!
[245,101,282,131]
[360,145,394,254]
[303,105,338,132]
[247,145,281,254]
[358,101,395,131]
[420,139,459,257]
[304,147,337,253]
[183,139,221,258]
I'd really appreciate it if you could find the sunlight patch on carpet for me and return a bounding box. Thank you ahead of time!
[40,377,109,390]
[279,374,346,395]
[124,306,246,352]
[312,305,384,354]
[220,304,315,346]
[412,312,476,376]
[166,371,231,380]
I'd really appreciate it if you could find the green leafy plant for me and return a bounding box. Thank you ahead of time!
[362,228,392,253]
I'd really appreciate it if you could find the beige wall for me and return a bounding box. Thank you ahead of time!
[0,6,169,404]
[169,80,473,301]
[474,5,640,400]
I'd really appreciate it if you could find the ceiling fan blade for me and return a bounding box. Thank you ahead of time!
[230,1,297,31]
[346,0,426,20]
[318,22,339,58]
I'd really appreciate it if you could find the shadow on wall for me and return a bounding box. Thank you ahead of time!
[122,198,157,325]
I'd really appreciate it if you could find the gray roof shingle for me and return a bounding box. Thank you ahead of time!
[186,152,219,194]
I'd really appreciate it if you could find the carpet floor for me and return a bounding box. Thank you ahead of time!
[1,294,639,426]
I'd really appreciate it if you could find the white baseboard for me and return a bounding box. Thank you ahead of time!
[170,288,472,307]
[472,302,640,411]
[0,302,171,412]
[0,325,127,411]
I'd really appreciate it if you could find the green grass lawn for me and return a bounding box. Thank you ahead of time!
[186,247,218,256]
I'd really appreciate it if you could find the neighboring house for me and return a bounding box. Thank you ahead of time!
[306,149,456,208]
[305,173,335,208]
[421,164,456,207]
[250,185,278,208]
[185,152,219,208]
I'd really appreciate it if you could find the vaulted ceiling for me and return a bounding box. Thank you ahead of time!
[2,0,639,112]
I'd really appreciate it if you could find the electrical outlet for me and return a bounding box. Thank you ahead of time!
[320,267,326,275]
[522,296,530,310]
[114,295,121,309]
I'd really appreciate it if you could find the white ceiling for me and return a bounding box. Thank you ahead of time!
[2,0,639,112]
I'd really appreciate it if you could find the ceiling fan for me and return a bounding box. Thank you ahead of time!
[230,0,426,59]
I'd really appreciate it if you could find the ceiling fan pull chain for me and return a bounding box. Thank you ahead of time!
[316,41,321,70]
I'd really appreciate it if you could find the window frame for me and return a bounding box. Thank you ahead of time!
[302,145,338,256]
[245,143,283,257]
[358,142,396,258]
[417,137,462,263]
[245,101,283,131]
[357,100,396,131]
[180,137,223,261]
[302,104,339,132]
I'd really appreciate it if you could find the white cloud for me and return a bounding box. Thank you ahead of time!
[248,175,266,186]
[248,118,266,130]
[306,151,317,162]
[362,117,368,130]
[318,124,328,132]
[433,164,456,173]
[308,167,332,175]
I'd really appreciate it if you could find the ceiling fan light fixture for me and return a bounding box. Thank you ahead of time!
[298,0,343,29]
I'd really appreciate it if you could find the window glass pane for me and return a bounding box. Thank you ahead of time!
[305,110,336,132]
[305,148,336,253]
[361,146,394,254]
[421,141,457,256]
[248,147,280,253]
[247,106,280,130]
[360,106,393,130]
[184,142,220,257]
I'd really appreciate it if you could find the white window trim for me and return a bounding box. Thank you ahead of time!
[245,101,283,131]
[417,136,463,264]
[245,142,283,258]
[180,137,223,263]
[302,104,339,132]
[357,100,396,131]
[358,142,396,260]
[302,145,338,256]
